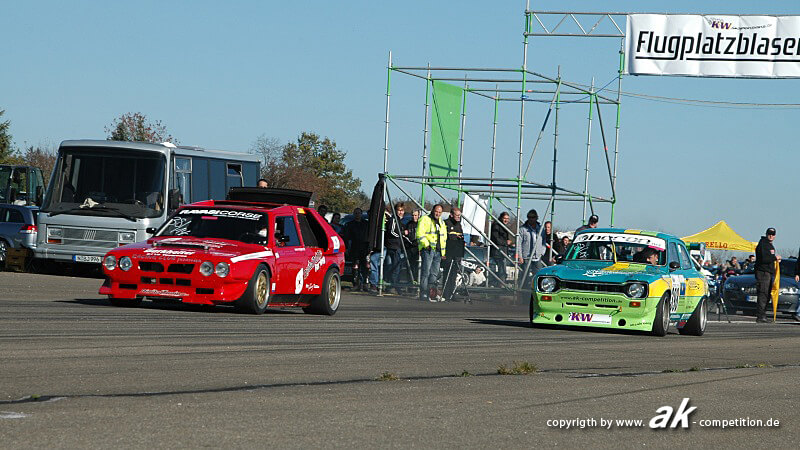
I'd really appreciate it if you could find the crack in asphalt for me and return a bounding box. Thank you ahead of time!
[1,363,795,407]
[568,362,800,378]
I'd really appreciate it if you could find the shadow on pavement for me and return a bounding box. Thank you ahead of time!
[467,318,532,329]
[58,298,302,315]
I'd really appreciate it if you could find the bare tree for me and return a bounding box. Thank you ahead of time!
[106,112,176,144]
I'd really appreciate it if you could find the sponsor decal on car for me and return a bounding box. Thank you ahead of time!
[560,294,622,303]
[144,248,196,256]
[140,289,183,297]
[230,250,274,263]
[574,232,666,251]
[179,209,263,220]
[568,312,613,324]
[331,236,340,253]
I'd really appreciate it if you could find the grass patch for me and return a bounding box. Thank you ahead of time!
[735,363,773,369]
[688,366,701,372]
[662,368,682,373]
[458,370,473,377]
[376,371,399,381]
[497,361,537,375]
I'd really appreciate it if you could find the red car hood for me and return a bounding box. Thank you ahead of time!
[114,236,272,262]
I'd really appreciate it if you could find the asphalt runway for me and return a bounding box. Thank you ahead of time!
[1,271,798,448]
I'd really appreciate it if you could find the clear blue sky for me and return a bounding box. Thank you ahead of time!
[3,1,799,254]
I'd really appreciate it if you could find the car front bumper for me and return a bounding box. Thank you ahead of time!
[723,290,798,314]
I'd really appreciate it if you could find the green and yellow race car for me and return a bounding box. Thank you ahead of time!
[531,228,708,336]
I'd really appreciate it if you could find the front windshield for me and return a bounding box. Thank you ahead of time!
[567,232,666,266]
[43,147,166,219]
[0,166,10,202]
[157,208,268,243]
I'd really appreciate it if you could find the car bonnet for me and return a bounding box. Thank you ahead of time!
[541,260,664,284]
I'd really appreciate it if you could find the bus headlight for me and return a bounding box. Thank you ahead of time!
[118,231,136,243]
[199,261,214,276]
[215,262,230,278]
[119,256,133,271]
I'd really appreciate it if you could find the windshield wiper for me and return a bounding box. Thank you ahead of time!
[48,205,137,222]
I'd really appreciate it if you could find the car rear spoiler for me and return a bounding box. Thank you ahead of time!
[223,187,313,207]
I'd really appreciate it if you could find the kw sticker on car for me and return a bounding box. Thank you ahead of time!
[568,312,612,324]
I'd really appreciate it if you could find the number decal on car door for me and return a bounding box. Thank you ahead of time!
[669,274,685,313]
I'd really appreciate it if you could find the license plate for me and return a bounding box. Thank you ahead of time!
[74,255,102,263]
[567,312,612,324]
[747,295,758,303]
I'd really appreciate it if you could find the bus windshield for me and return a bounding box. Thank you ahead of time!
[42,147,166,219]
[0,166,11,203]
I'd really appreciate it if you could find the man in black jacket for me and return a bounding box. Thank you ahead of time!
[442,207,465,302]
[755,227,780,323]
[344,208,369,290]
[383,202,407,285]
[490,212,512,286]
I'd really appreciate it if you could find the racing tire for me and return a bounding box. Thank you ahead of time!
[679,297,707,336]
[303,269,341,316]
[109,297,142,307]
[651,292,671,337]
[236,264,271,315]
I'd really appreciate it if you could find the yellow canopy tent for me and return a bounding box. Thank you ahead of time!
[682,221,757,252]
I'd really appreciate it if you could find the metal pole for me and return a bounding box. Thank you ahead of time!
[550,70,561,252]
[581,77,595,223]
[488,86,499,287]
[421,64,431,206]
[383,51,392,173]
[378,176,387,296]
[516,0,531,291]
[457,77,467,207]
[611,38,624,226]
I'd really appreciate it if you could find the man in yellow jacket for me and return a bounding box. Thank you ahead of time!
[416,204,447,302]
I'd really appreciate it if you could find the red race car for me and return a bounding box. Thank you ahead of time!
[99,188,345,315]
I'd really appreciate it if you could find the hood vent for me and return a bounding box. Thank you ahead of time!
[154,241,208,250]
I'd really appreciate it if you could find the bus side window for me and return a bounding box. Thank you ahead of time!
[174,157,192,204]
[227,163,242,189]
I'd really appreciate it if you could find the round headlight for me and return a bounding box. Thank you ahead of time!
[215,262,230,278]
[119,256,132,271]
[539,277,557,293]
[103,255,116,271]
[626,283,646,298]
[199,261,214,276]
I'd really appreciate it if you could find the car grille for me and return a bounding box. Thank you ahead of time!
[743,286,757,295]
[138,261,195,274]
[61,227,118,250]
[562,280,626,294]
[139,261,165,272]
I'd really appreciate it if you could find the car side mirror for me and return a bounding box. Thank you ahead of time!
[146,227,157,235]
[168,189,181,210]
[669,261,680,271]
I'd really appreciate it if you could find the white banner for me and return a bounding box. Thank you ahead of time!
[626,14,800,78]
[460,193,487,241]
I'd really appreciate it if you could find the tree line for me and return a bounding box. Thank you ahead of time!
[0,110,368,211]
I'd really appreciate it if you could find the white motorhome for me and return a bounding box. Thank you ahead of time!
[36,140,260,265]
